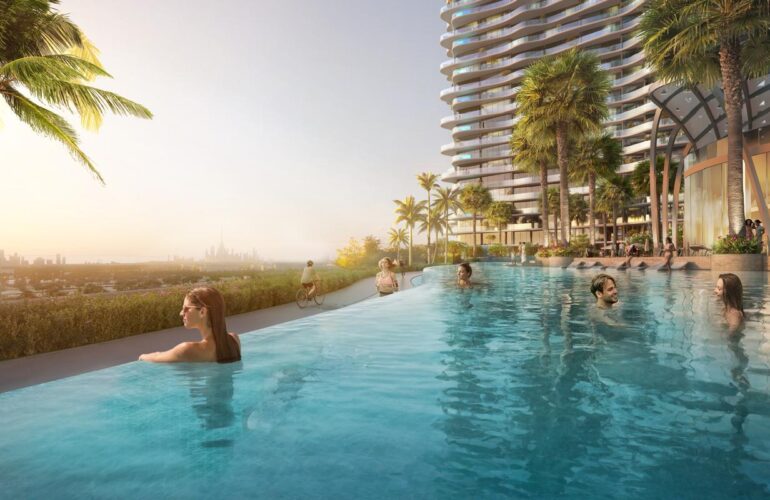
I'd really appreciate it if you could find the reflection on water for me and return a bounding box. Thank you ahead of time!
[173,363,242,449]
[427,265,770,498]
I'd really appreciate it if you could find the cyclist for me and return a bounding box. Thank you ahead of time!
[300,260,319,299]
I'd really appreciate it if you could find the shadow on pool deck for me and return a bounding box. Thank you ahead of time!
[0,272,422,394]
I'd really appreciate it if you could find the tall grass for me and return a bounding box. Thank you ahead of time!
[0,268,372,361]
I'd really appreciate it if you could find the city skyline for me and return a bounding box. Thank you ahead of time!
[1,0,449,262]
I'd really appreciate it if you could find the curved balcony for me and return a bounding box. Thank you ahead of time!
[452,118,516,140]
[612,119,677,140]
[605,101,657,125]
[611,66,652,88]
[441,133,512,155]
[442,164,514,182]
[450,0,516,29]
[607,83,653,106]
[452,146,512,167]
[451,85,519,112]
[449,19,641,86]
[484,173,560,190]
[440,0,499,23]
[440,102,517,129]
[622,135,690,156]
[443,0,644,73]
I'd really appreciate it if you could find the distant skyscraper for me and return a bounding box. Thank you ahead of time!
[439,0,681,246]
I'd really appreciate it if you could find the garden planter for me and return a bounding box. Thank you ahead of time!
[539,256,574,268]
[711,253,765,272]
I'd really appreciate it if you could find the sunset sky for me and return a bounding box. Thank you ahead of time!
[0,0,450,263]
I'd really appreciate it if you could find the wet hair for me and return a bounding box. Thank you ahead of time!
[378,257,394,270]
[186,287,241,363]
[590,274,615,298]
[307,260,313,266]
[458,262,472,277]
[718,273,744,314]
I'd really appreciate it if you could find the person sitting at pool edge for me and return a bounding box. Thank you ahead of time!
[714,273,745,334]
[457,262,472,288]
[300,260,319,299]
[591,273,618,309]
[139,287,241,363]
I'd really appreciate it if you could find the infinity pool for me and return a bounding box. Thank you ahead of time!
[2,264,770,498]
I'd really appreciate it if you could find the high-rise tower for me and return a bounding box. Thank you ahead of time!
[439,0,682,246]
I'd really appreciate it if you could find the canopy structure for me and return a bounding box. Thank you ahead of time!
[646,75,770,249]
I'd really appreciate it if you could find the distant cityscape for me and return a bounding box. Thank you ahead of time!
[1,237,265,268]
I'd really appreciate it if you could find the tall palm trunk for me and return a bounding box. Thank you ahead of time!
[603,212,608,252]
[444,208,450,264]
[540,160,550,247]
[611,207,618,257]
[556,123,570,246]
[588,172,596,246]
[425,191,432,263]
[472,213,478,257]
[408,225,413,266]
[720,38,746,235]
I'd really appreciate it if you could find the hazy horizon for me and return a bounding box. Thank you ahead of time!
[1,1,450,263]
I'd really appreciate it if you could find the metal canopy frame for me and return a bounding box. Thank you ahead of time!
[647,75,770,249]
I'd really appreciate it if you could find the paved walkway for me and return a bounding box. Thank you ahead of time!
[0,272,422,393]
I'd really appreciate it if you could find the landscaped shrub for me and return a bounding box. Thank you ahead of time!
[712,235,761,254]
[537,244,575,258]
[0,267,372,361]
[487,243,511,257]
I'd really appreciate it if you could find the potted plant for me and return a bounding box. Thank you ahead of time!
[537,245,575,267]
[711,235,765,271]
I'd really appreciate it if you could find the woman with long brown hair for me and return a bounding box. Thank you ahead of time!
[714,273,745,334]
[139,287,241,363]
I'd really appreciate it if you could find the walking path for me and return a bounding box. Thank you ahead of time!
[0,272,422,393]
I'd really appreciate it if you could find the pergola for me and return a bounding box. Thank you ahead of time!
[646,75,770,250]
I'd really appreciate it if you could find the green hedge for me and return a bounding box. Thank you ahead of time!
[0,268,372,361]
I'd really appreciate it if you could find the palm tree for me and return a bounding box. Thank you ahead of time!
[433,186,463,263]
[0,0,153,183]
[516,48,610,245]
[387,227,409,262]
[485,201,514,245]
[639,0,770,235]
[417,205,441,263]
[511,121,555,247]
[394,196,426,266]
[630,157,680,238]
[459,183,492,257]
[416,172,440,263]
[538,187,561,244]
[569,194,588,238]
[570,133,622,246]
[418,206,446,264]
[597,175,634,256]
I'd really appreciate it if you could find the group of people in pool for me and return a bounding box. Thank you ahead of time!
[138,262,746,364]
[591,271,745,331]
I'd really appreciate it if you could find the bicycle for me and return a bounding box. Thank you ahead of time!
[296,280,325,308]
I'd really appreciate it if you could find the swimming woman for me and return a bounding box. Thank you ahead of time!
[714,273,745,334]
[139,287,241,363]
[457,262,472,288]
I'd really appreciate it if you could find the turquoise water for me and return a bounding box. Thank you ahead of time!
[2,263,770,498]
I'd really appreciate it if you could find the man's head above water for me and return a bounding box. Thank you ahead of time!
[590,273,618,308]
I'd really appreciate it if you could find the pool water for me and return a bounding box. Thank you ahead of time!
[2,263,770,498]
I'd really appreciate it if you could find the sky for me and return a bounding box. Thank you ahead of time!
[0,0,451,263]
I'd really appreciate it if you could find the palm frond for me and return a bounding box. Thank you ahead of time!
[3,87,102,183]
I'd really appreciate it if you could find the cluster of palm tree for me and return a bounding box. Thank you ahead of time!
[0,0,152,183]
[392,173,464,266]
[512,48,614,249]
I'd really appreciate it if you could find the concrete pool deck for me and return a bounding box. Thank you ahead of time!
[0,272,422,394]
